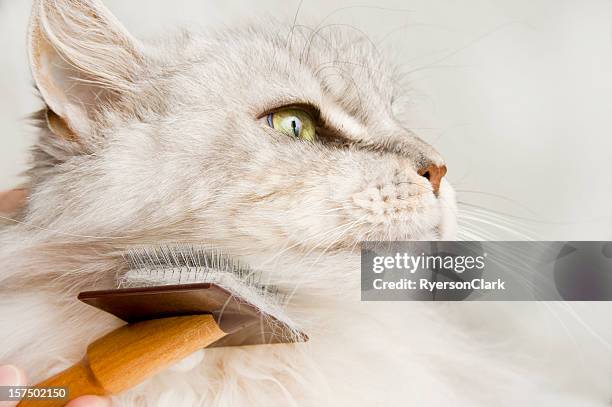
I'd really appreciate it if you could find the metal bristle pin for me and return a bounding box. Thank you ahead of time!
[119,245,281,300]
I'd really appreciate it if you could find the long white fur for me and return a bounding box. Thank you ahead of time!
[0,1,610,406]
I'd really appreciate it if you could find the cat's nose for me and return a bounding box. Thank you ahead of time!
[418,164,447,196]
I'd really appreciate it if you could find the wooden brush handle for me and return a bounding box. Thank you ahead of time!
[17,314,226,407]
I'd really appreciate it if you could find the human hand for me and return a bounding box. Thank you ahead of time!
[0,189,27,215]
[0,365,110,407]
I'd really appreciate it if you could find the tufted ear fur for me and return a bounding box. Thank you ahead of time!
[28,0,144,139]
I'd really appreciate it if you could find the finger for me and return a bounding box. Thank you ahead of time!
[65,395,111,407]
[0,189,28,214]
[0,365,27,407]
[0,365,27,386]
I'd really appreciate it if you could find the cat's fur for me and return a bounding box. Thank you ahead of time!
[0,1,610,406]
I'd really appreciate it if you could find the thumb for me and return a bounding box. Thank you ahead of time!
[0,366,110,407]
[0,365,27,407]
[0,365,26,387]
[66,395,111,407]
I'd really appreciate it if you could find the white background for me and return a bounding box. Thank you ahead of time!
[1,0,611,240]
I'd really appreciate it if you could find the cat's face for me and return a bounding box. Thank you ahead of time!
[24,0,456,262]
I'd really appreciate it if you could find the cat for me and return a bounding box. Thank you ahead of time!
[0,1,609,406]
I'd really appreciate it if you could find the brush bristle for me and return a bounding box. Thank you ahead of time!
[123,245,252,284]
[119,245,295,330]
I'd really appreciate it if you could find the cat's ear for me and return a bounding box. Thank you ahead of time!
[28,0,144,138]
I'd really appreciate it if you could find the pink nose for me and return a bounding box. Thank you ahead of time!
[418,164,447,196]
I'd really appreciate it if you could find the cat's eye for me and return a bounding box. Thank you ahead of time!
[267,108,316,142]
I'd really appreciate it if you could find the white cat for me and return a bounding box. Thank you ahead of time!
[0,1,609,406]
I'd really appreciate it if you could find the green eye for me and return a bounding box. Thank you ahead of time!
[267,108,316,142]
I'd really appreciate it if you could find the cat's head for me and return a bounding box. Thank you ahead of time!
[23,0,456,264]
